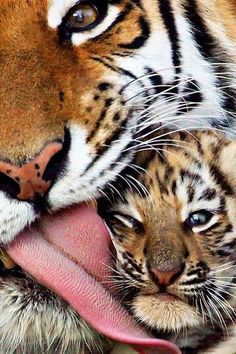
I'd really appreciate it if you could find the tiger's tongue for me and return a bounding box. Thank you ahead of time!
[8,205,180,354]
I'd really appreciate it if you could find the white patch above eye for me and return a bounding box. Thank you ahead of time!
[112,214,134,228]
[71,5,119,46]
[111,203,143,223]
[48,0,78,28]
[192,214,219,233]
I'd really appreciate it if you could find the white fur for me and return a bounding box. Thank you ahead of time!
[48,0,78,28]
[0,192,36,244]
[0,278,104,354]
[132,294,200,332]
[48,124,133,210]
[114,11,227,132]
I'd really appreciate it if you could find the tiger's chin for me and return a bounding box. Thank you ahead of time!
[132,294,201,333]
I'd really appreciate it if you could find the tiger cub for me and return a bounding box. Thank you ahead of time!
[99,130,236,354]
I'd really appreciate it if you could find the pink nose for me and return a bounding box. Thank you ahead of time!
[0,142,63,200]
[150,265,184,286]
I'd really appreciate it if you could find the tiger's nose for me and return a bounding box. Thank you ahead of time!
[149,263,185,286]
[0,141,65,201]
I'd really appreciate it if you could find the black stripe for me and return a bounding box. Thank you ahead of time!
[180,169,202,184]
[121,262,144,282]
[184,0,236,128]
[182,278,206,286]
[131,0,143,9]
[87,108,108,143]
[177,78,203,114]
[187,185,195,203]
[199,222,221,234]
[210,165,234,196]
[119,16,150,49]
[92,57,147,98]
[91,56,138,81]
[198,188,216,201]
[91,4,133,41]
[84,116,131,179]
[145,67,162,88]
[111,51,133,57]
[157,0,181,75]
[183,1,215,61]
[145,67,172,98]
[122,253,144,274]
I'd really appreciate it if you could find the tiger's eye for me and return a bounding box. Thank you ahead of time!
[186,210,213,229]
[68,3,98,29]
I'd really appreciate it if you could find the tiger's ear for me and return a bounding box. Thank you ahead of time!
[219,140,236,185]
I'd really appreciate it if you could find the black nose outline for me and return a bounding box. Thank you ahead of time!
[43,127,71,183]
[0,172,20,198]
[0,127,71,203]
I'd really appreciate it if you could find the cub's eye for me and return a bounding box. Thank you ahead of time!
[106,212,144,234]
[60,0,107,39]
[186,210,213,230]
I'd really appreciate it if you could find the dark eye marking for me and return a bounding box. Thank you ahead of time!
[198,222,222,234]
[198,188,217,201]
[105,211,144,234]
[210,165,234,196]
[180,169,202,183]
[118,16,150,50]
[171,180,177,195]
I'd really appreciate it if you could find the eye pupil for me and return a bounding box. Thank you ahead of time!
[73,10,85,23]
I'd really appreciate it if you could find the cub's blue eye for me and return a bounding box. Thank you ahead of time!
[186,210,213,229]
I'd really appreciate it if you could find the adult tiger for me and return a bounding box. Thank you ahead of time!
[0,0,235,353]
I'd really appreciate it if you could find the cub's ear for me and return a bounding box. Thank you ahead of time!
[219,140,236,185]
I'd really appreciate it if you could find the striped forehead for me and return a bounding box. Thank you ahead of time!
[176,162,223,222]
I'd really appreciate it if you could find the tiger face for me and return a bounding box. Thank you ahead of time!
[100,131,236,353]
[0,0,236,352]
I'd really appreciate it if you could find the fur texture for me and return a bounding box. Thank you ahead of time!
[0,0,236,352]
[101,130,236,354]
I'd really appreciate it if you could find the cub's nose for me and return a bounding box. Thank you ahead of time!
[149,263,185,286]
[0,141,66,201]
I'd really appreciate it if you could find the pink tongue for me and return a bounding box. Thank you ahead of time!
[8,205,180,354]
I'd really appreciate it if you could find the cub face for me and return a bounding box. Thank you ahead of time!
[100,131,236,333]
[0,0,236,244]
